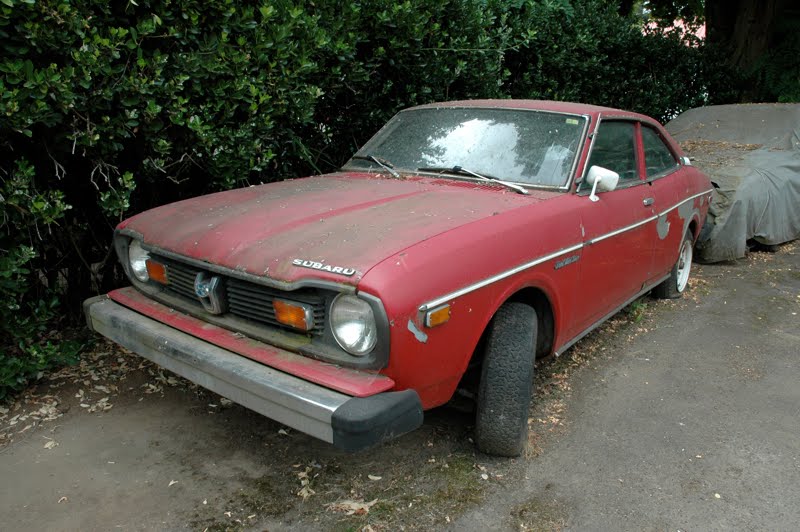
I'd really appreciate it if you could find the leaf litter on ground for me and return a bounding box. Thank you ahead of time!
[0,339,200,449]
[327,498,378,516]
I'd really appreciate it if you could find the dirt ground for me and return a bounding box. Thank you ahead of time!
[1,243,798,531]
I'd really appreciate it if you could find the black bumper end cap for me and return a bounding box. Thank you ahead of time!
[331,389,423,452]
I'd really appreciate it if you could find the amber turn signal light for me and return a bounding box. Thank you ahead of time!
[145,259,168,284]
[425,304,451,328]
[273,299,315,331]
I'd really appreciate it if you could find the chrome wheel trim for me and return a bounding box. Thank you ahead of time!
[676,238,693,292]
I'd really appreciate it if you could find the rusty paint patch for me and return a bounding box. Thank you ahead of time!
[677,198,699,237]
[677,198,695,221]
[407,319,428,343]
[656,215,670,240]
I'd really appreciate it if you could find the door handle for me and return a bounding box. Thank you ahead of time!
[643,197,654,206]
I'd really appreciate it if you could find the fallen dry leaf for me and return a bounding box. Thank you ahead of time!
[297,485,315,500]
[328,499,378,516]
[168,480,179,487]
[295,464,316,500]
[367,475,382,481]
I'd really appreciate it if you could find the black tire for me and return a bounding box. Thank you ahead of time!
[474,302,537,457]
[653,230,694,299]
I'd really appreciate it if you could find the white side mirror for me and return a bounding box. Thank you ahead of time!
[586,165,620,202]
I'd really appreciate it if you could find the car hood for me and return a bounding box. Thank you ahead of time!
[119,173,554,285]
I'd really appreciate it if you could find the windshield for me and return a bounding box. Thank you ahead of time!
[345,107,587,188]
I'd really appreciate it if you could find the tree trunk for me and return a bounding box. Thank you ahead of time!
[617,0,635,17]
[706,0,788,72]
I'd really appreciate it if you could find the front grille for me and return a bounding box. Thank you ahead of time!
[156,255,326,335]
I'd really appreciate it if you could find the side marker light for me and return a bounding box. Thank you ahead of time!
[425,304,451,328]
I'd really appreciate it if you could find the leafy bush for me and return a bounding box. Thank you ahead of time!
[0,0,727,396]
[502,1,736,122]
[0,160,81,398]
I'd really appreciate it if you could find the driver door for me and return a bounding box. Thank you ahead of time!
[572,120,656,333]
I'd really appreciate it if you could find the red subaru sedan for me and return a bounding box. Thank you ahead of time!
[84,100,712,456]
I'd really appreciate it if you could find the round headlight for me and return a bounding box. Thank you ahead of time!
[330,294,378,356]
[128,240,150,282]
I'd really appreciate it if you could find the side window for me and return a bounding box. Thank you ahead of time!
[641,126,678,177]
[586,121,638,181]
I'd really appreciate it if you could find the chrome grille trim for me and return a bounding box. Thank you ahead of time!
[155,255,326,335]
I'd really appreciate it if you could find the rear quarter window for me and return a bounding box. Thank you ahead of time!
[642,126,678,177]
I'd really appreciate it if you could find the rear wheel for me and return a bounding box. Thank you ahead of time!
[475,302,537,457]
[653,230,693,299]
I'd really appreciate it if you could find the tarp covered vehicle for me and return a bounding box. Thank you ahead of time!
[666,104,800,262]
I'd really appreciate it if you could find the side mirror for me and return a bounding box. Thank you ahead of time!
[585,165,620,202]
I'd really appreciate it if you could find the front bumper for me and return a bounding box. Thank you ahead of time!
[84,295,423,451]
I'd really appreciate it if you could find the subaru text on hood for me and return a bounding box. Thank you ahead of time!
[84,100,712,456]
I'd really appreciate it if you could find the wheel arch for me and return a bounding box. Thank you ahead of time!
[688,217,699,241]
[506,287,555,359]
[457,285,556,394]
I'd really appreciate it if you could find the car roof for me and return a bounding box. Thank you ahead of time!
[407,99,647,121]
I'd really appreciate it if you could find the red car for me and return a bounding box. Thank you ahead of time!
[84,100,712,456]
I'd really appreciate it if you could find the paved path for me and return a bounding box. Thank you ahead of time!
[456,246,800,530]
[1,246,797,531]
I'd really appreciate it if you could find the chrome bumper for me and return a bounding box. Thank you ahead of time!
[84,296,422,451]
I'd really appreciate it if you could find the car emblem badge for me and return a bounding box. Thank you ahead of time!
[554,254,580,270]
[194,272,226,314]
[292,259,356,276]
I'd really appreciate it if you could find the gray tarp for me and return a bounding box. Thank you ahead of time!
[666,104,800,263]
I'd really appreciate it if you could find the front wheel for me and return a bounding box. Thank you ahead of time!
[653,230,694,299]
[474,302,537,457]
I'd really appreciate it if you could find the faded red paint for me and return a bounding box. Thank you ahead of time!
[110,100,711,412]
[108,287,395,397]
[412,99,640,117]
[120,173,549,285]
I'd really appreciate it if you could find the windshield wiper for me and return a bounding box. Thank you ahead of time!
[416,165,528,195]
[350,155,401,178]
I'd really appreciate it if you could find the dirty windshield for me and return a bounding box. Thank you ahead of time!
[346,107,587,188]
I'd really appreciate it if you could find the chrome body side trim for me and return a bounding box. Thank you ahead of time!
[588,188,712,245]
[418,243,584,312]
[587,214,659,245]
[656,189,713,217]
[417,188,713,311]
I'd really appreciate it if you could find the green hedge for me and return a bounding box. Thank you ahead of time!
[0,0,727,397]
